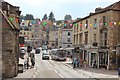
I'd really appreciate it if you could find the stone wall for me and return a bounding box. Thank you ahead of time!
[0,4,2,79]
[2,19,19,79]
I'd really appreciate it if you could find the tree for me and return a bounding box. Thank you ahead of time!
[42,14,47,20]
[48,12,55,22]
[24,14,34,20]
[64,14,72,21]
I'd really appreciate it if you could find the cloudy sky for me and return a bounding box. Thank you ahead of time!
[4,0,119,20]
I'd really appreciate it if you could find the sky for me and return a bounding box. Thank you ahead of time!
[4,0,120,20]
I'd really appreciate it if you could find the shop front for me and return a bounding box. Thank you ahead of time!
[98,50,108,69]
[88,51,98,68]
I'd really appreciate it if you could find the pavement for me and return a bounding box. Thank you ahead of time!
[12,58,36,79]
[61,58,118,79]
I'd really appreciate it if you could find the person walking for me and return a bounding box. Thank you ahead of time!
[23,52,29,69]
[77,58,80,68]
[73,58,76,68]
[30,51,35,68]
[80,59,83,67]
[93,59,97,68]
[83,60,87,69]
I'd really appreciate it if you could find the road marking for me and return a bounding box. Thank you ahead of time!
[33,75,36,78]
[35,72,37,75]
[49,63,52,67]
[58,73,64,78]
[48,62,52,67]
[54,70,58,73]
[37,70,40,72]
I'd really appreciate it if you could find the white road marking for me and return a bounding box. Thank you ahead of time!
[33,75,36,78]
[58,73,64,78]
[47,61,53,67]
[49,63,52,67]
[54,70,58,73]
[35,72,37,75]
[37,70,40,72]
[54,70,63,78]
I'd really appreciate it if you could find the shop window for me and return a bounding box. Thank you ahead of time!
[68,32,70,36]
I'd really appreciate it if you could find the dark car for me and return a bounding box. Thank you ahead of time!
[35,49,40,54]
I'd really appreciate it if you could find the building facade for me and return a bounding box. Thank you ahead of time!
[19,19,42,48]
[73,1,120,70]
[49,28,58,49]
[1,1,21,78]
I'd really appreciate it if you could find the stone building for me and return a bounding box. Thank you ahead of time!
[1,1,21,78]
[73,1,120,70]
[58,20,73,54]
[49,26,58,49]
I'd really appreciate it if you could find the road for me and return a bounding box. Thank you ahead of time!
[30,53,94,79]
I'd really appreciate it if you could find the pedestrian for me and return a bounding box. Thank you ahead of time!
[83,60,87,69]
[77,58,80,68]
[80,59,83,67]
[93,59,97,68]
[118,67,120,80]
[73,58,76,68]
[30,52,35,68]
[23,52,29,69]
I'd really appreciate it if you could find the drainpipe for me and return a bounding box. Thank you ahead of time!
[107,50,110,70]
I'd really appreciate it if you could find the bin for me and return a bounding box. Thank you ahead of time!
[118,68,120,76]
[18,64,23,73]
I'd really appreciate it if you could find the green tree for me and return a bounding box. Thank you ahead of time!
[64,14,72,21]
[24,14,34,20]
[48,12,55,22]
[42,14,47,20]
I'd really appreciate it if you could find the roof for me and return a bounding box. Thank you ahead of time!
[0,8,19,30]
[49,26,58,31]
[73,1,120,24]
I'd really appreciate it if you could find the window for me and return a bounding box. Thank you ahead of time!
[86,20,88,29]
[103,16,106,26]
[68,38,70,42]
[24,32,26,35]
[104,33,107,46]
[67,45,70,47]
[94,34,96,42]
[85,32,88,44]
[80,22,82,31]
[94,19,97,28]
[105,33,107,39]
[105,40,107,46]
[68,32,70,36]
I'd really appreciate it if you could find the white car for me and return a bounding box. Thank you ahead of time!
[42,50,50,60]
[19,47,27,59]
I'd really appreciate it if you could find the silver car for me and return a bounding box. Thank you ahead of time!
[42,50,50,60]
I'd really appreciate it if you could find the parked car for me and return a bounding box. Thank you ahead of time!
[19,47,27,59]
[42,50,49,60]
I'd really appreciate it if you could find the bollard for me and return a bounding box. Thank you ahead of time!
[18,64,23,73]
[118,67,120,80]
